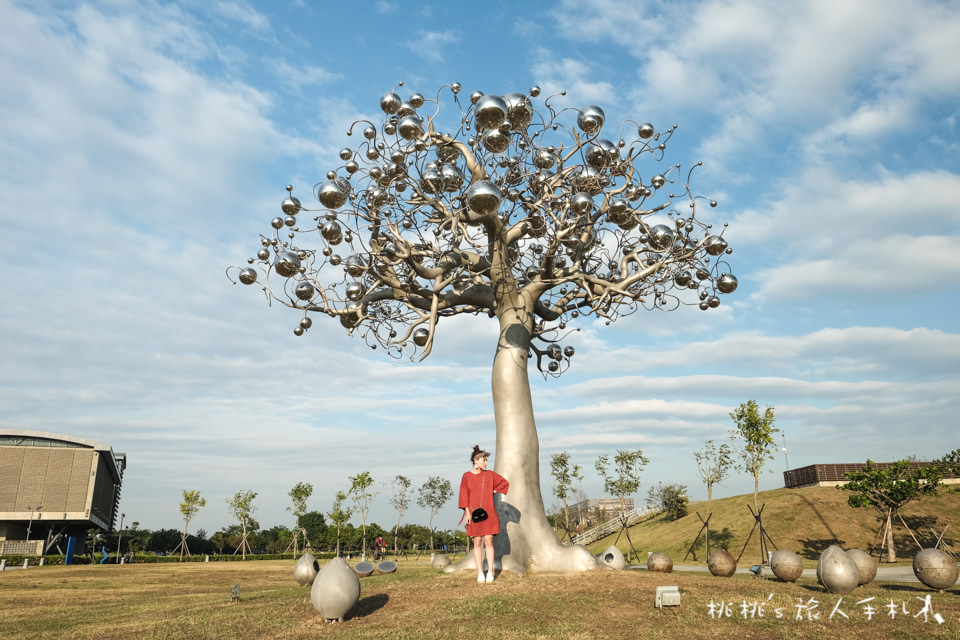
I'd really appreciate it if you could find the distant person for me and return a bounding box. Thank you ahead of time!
[459,444,509,582]
[375,535,386,560]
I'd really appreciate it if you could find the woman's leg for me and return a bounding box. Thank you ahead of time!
[483,535,496,580]
[472,536,484,580]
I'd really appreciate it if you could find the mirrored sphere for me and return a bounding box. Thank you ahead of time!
[482,129,510,153]
[570,192,594,216]
[441,164,464,191]
[585,138,617,169]
[717,273,738,294]
[274,252,301,278]
[345,282,365,301]
[638,122,655,139]
[397,115,423,140]
[647,225,675,251]
[282,196,301,215]
[380,92,401,114]
[465,181,502,215]
[704,235,729,256]
[413,327,429,347]
[321,220,343,245]
[238,268,257,285]
[318,180,349,209]
[295,281,315,300]
[345,254,366,277]
[503,92,533,129]
[473,94,508,129]
[577,105,605,133]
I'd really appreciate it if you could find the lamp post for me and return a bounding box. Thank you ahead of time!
[26,505,42,541]
[115,513,125,562]
[781,434,790,471]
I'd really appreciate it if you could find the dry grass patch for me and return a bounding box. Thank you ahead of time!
[2,558,959,639]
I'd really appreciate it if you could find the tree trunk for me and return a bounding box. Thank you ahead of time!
[447,296,597,574]
[886,509,896,563]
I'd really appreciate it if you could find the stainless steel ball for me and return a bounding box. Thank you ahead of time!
[717,273,738,294]
[647,225,675,251]
[638,122,655,139]
[397,115,423,140]
[503,92,533,129]
[295,281,315,300]
[707,549,736,577]
[281,196,301,215]
[473,94,508,130]
[704,235,728,256]
[913,548,959,590]
[770,549,803,582]
[238,267,257,285]
[465,180,502,215]
[845,549,876,585]
[274,252,301,278]
[817,545,859,594]
[380,91,401,113]
[412,327,429,347]
[647,552,673,573]
[318,179,349,209]
[482,129,510,153]
[345,282,365,302]
[577,105,605,133]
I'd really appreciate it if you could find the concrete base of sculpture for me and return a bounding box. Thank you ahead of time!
[707,549,736,577]
[845,548,876,585]
[311,557,361,623]
[596,545,626,570]
[647,552,673,573]
[817,545,859,594]
[913,548,960,590]
[353,561,374,577]
[377,561,397,574]
[293,552,319,587]
[770,549,803,582]
[431,553,451,570]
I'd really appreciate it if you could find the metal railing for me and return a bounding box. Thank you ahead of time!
[570,506,655,546]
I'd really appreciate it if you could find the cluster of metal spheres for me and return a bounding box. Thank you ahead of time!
[232,82,737,372]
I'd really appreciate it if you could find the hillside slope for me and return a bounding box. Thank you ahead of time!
[587,484,960,566]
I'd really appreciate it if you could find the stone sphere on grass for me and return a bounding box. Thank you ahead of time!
[817,545,859,594]
[845,548,877,585]
[707,549,736,577]
[770,549,804,582]
[647,551,673,573]
[913,548,959,590]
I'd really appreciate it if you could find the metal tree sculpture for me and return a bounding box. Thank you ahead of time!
[231,82,737,574]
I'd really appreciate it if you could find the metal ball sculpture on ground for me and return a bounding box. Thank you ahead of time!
[845,548,876,586]
[707,549,736,577]
[817,545,859,594]
[353,561,375,577]
[293,551,319,587]
[913,548,959,590]
[770,549,804,582]
[647,552,673,573]
[596,545,626,570]
[377,561,397,574]
[232,82,737,575]
[430,553,451,570]
[311,557,361,623]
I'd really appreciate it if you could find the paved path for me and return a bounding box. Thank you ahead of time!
[629,564,922,583]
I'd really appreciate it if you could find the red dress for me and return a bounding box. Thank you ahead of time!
[459,470,509,537]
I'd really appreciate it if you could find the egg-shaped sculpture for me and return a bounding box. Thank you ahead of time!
[293,552,319,587]
[770,549,804,582]
[707,549,736,577]
[311,557,361,622]
[913,548,959,590]
[647,552,673,573]
[431,553,451,570]
[845,549,877,585]
[817,545,859,594]
[596,545,626,570]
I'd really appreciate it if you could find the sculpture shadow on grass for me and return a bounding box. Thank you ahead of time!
[799,538,847,561]
[351,593,389,619]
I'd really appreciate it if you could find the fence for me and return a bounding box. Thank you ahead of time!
[570,506,655,546]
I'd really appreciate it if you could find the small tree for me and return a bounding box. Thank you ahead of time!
[595,449,649,561]
[177,490,206,561]
[417,476,453,551]
[226,490,258,559]
[386,475,412,557]
[694,439,735,515]
[327,490,354,557]
[841,459,943,562]
[729,400,778,511]
[287,482,313,556]
[646,482,689,520]
[939,448,960,486]
[348,471,377,559]
[550,451,583,542]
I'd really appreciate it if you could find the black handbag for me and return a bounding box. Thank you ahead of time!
[470,472,489,522]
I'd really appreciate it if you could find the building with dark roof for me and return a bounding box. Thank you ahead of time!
[0,429,126,556]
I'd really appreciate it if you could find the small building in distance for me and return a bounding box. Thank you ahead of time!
[568,497,635,528]
[0,429,126,556]
[784,462,959,489]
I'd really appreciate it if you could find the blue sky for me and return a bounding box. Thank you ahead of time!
[2,0,958,535]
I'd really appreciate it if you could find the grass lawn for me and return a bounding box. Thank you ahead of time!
[1,558,958,639]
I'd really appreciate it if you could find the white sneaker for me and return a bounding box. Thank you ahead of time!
[485,572,495,582]
[477,572,485,583]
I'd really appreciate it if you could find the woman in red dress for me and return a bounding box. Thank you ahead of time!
[459,445,509,582]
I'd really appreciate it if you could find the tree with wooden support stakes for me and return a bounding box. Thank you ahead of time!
[841,459,944,562]
[286,481,313,556]
[327,489,354,557]
[729,400,779,564]
[685,439,735,561]
[595,449,649,563]
[348,470,377,560]
[231,82,738,574]
[550,451,583,543]
[174,489,205,561]
[386,475,412,559]
[226,490,257,560]
[417,475,452,554]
